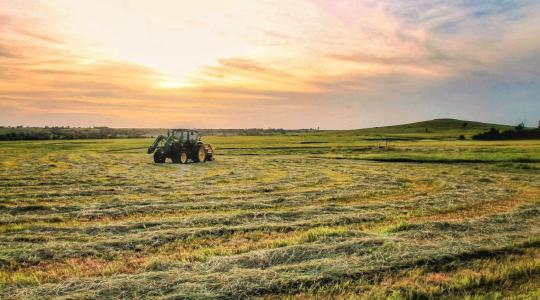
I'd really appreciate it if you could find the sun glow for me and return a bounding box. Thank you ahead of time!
[154,78,194,89]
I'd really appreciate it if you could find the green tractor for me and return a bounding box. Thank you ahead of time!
[147,129,215,163]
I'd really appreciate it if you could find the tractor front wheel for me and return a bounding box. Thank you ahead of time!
[194,146,206,163]
[154,150,165,163]
[180,151,189,164]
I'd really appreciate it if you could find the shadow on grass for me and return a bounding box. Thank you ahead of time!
[311,156,540,164]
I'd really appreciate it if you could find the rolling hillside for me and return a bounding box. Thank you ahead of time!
[344,118,514,140]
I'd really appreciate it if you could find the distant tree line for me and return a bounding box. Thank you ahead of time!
[472,123,540,140]
[0,126,321,140]
[0,126,146,140]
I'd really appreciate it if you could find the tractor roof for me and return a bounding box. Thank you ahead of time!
[171,129,198,132]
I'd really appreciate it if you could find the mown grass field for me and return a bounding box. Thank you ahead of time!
[1,129,540,299]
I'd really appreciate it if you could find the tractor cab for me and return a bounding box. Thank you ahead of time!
[170,129,199,143]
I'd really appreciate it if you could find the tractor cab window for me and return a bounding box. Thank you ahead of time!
[189,131,198,142]
[173,131,188,141]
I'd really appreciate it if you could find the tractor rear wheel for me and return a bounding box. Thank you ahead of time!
[180,151,189,164]
[154,150,165,163]
[194,145,206,163]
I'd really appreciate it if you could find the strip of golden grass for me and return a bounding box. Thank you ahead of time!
[285,245,540,299]
[413,185,540,223]
[368,184,539,235]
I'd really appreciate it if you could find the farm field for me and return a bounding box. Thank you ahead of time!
[1,133,540,299]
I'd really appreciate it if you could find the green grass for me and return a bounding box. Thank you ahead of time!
[0,132,539,299]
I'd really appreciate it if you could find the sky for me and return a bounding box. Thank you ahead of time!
[0,0,539,129]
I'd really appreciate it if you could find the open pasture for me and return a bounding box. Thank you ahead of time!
[1,135,539,299]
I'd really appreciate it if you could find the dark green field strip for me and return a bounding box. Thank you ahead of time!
[308,155,540,164]
[367,157,540,164]
[218,146,335,150]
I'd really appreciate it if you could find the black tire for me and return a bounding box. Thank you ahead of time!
[171,153,180,164]
[180,151,189,164]
[153,150,165,163]
[194,145,206,163]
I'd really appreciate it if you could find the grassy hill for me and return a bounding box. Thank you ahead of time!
[343,118,514,140]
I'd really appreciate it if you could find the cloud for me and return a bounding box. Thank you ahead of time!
[0,44,17,58]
